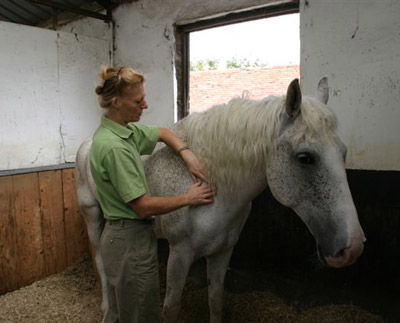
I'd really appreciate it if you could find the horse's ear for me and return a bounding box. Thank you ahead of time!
[286,78,302,119]
[316,77,329,104]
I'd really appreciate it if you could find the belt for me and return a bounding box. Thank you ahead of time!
[108,218,155,226]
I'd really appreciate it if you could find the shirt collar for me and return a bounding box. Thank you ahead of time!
[101,116,133,139]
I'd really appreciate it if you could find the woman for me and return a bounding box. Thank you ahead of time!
[90,66,213,323]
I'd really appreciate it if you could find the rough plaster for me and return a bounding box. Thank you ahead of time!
[0,22,60,170]
[300,0,400,170]
[0,22,109,170]
[112,0,276,127]
[58,15,111,41]
[2,0,399,171]
[112,0,400,170]
[58,32,111,162]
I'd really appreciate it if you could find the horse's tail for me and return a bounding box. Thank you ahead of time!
[75,138,100,215]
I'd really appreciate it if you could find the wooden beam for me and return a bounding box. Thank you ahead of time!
[13,173,45,287]
[0,176,19,294]
[30,0,111,22]
[62,168,89,266]
[95,0,113,22]
[39,170,67,276]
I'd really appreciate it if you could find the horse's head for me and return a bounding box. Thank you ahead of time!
[266,78,365,268]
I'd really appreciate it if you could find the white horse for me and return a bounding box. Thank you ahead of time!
[76,78,365,323]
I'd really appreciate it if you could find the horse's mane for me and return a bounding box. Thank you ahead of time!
[185,95,338,194]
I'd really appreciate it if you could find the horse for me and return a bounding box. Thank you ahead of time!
[75,78,365,323]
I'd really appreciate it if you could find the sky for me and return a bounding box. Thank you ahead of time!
[190,13,300,69]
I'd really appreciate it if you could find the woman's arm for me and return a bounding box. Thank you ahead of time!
[158,127,209,183]
[129,182,213,218]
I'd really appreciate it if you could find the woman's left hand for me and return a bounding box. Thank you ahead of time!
[180,150,209,183]
[157,128,210,183]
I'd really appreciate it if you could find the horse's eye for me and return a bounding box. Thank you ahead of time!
[296,153,314,165]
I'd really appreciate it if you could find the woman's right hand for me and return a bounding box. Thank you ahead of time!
[184,182,214,205]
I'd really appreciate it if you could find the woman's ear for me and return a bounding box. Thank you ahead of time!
[111,97,119,110]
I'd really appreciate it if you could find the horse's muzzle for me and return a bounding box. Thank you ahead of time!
[324,237,366,268]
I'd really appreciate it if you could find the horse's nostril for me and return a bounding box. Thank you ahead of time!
[325,242,363,268]
[334,248,346,258]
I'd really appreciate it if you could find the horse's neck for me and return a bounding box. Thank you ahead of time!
[169,119,188,142]
[233,174,268,201]
[174,111,271,199]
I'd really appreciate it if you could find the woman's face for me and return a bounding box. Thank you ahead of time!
[115,83,148,125]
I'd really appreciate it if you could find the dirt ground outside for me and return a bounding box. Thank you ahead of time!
[0,256,389,323]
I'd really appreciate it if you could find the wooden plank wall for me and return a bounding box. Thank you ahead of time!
[0,168,89,295]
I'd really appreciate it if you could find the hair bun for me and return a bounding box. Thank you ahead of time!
[95,85,103,95]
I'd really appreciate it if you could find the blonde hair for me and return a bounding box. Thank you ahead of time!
[95,65,145,109]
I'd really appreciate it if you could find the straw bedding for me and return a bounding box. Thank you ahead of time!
[0,258,384,323]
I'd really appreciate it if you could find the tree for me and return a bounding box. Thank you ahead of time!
[226,57,241,69]
[226,57,269,69]
[207,59,219,70]
[196,60,205,71]
[191,57,268,70]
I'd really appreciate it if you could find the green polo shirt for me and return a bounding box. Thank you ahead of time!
[90,116,159,220]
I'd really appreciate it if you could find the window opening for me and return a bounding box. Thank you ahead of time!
[175,2,300,119]
[189,13,299,114]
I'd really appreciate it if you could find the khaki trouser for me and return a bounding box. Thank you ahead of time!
[101,218,160,323]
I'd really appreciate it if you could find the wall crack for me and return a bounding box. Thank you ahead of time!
[31,147,44,164]
[351,25,359,39]
[59,124,66,163]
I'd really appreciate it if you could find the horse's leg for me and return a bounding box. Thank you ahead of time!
[82,204,109,314]
[206,247,234,323]
[162,247,194,323]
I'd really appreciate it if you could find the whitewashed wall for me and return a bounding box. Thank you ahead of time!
[300,0,400,171]
[112,0,276,126]
[0,23,59,170]
[0,22,110,170]
[66,0,400,171]
[58,32,110,162]
[3,0,398,171]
